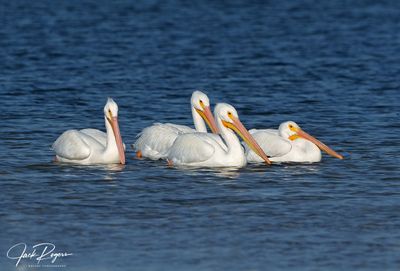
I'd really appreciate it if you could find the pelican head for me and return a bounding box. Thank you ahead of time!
[280,121,343,159]
[216,103,271,165]
[279,121,300,139]
[191,90,218,133]
[104,98,119,118]
[104,98,126,165]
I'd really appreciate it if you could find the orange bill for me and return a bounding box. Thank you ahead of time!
[110,116,126,164]
[196,105,219,134]
[296,129,343,159]
[223,117,271,165]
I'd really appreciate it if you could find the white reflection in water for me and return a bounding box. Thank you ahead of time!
[213,167,241,179]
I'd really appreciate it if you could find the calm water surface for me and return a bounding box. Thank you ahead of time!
[1,1,400,270]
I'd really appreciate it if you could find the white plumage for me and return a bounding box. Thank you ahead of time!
[166,103,271,168]
[245,121,343,163]
[133,90,218,160]
[52,98,126,165]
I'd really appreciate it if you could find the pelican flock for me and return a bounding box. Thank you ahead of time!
[52,91,343,167]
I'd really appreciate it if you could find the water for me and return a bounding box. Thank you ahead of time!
[1,0,400,270]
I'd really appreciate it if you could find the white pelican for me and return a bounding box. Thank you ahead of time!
[245,121,344,163]
[133,90,219,160]
[52,98,126,165]
[166,103,271,167]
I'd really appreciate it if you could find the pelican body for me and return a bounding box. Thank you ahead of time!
[166,103,271,168]
[245,121,343,163]
[52,98,126,165]
[133,90,218,160]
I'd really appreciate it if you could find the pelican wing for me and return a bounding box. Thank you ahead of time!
[134,123,195,160]
[249,128,279,135]
[245,129,292,161]
[52,130,91,160]
[162,123,194,133]
[167,133,215,164]
[81,128,126,150]
[81,128,107,147]
[207,133,227,151]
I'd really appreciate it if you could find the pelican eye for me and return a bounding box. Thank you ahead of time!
[199,100,204,107]
[227,111,233,118]
[289,124,293,129]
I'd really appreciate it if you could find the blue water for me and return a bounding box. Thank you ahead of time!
[1,1,400,270]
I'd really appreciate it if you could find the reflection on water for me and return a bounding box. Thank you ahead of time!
[98,163,126,172]
[172,166,242,179]
[213,168,241,179]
